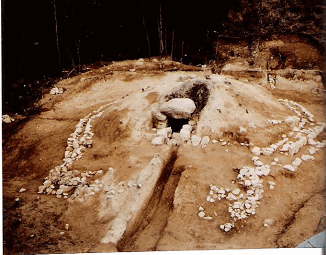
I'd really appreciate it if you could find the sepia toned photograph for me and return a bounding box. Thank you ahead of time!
[2,0,325,254]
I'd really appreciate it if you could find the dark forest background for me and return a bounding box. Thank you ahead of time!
[2,0,325,114]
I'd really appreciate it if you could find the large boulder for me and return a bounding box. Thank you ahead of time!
[160,98,196,119]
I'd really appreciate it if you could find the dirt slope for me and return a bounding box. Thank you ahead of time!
[2,59,325,254]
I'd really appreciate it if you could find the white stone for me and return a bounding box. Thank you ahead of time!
[38,186,46,193]
[280,143,291,152]
[283,165,296,172]
[252,156,259,161]
[251,147,261,156]
[221,142,227,146]
[160,98,196,119]
[285,116,300,125]
[73,140,79,149]
[239,127,247,133]
[227,193,237,200]
[199,206,204,211]
[308,148,316,154]
[191,135,201,146]
[198,211,205,218]
[245,180,252,186]
[301,154,314,161]
[153,111,167,121]
[151,136,165,146]
[262,148,274,156]
[232,189,240,195]
[288,132,294,137]
[274,158,279,162]
[291,158,302,167]
[19,188,26,193]
[203,216,213,220]
[201,136,210,148]
[270,162,276,166]
[180,128,191,141]
[157,128,172,139]
[182,124,193,132]
[212,139,218,144]
[254,161,263,167]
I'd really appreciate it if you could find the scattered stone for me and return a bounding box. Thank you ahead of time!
[262,148,274,156]
[232,189,240,195]
[198,211,205,218]
[157,127,172,139]
[182,124,193,132]
[191,135,201,146]
[15,198,20,202]
[227,193,237,200]
[212,139,218,144]
[251,147,261,156]
[160,98,196,119]
[65,224,69,230]
[263,218,275,227]
[221,141,227,146]
[201,136,210,148]
[239,127,247,133]
[19,188,26,193]
[203,216,213,220]
[283,165,296,172]
[308,148,316,154]
[285,116,300,125]
[301,155,314,161]
[199,206,204,211]
[180,128,191,141]
[151,136,165,146]
[291,158,302,167]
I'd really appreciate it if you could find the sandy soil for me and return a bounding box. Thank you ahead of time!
[2,59,325,254]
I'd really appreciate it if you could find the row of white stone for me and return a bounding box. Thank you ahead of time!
[38,103,115,200]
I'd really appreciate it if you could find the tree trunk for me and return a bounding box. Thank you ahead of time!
[171,29,174,60]
[158,2,164,56]
[164,25,168,56]
[142,4,150,58]
[53,0,61,67]
[76,40,81,72]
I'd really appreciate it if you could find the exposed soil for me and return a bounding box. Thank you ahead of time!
[2,58,326,254]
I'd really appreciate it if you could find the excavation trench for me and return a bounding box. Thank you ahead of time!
[117,147,185,252]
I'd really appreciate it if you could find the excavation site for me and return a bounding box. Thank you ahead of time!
[3,57,326,253]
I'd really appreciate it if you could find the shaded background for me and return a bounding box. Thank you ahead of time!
[2,0,325,114]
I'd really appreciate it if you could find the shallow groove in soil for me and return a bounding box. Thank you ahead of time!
[117,147,185,252]
[274,192,319,247]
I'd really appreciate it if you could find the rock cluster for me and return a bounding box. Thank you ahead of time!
[50,86,64,95]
